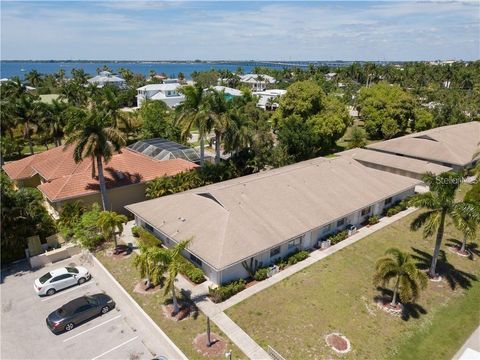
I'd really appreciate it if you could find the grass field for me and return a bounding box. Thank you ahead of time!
[96,250,246,360]
[226,186,479,359]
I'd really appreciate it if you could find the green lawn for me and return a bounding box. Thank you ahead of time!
[226,193,479,359]
[95,250,247,360]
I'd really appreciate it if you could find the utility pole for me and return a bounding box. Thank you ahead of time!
[206,316,212,347]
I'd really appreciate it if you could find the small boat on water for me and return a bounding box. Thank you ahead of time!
[20,68,25,72]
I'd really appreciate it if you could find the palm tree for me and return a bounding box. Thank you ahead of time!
[409,172,480,277]
[97,210,128,248]
[204,89,230,164]
[39,99,68,147]
[16,93,42,155]
[25,69,42,88]
[65,109,126,210]
[163,239,190,315]
[133,244,168,289]
[452,197,480,255]
[98,87,129,129]
[373,248,428,307]
[176,85,211,166]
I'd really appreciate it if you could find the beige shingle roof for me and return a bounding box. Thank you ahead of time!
[126,156,420,270]
[366,122,480,167]
[338,148,452,176]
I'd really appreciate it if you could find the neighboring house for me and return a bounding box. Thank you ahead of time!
[87,71,126,88]
[136,80,185,108]
[2,145,197,216]
[325,72,337,81]
[366,121,480,171]
[239,74,276,91]
[253,89,287,110]
[126,156,419,285]
[206,86,243,100]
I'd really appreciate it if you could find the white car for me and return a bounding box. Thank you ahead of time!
[34,266,91,296]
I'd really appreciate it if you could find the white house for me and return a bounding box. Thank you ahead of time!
[240,74,276,91]
[136,80,185,108]
[253,89,287,110]
[126,156,419,286]
[207,85,243,98]
[87,71,126,88]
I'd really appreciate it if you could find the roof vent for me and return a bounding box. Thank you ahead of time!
[178,217,186,222]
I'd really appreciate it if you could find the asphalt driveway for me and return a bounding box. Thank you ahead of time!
[1,254,185,360]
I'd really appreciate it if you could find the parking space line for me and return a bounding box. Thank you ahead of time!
[90,336,138,360]
[40,282,93,302]
[62,314,122,343]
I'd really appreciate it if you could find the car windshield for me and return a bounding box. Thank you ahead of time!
[65,267,79,274]
[39,272,52,284]
[85,296,98,306]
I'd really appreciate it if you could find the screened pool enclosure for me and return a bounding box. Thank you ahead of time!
[127,138,201,163]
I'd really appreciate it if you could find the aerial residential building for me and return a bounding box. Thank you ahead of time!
[253,89,287,110]
[136,79,185,108]
[207,85,243,100]
[366,121,480,171]
[239,74,276,91]
[87,71,126,88]
[126,156,419,285]
[2,144,197,216]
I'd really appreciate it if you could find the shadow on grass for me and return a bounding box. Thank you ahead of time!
[411,247,478,290]
[374,287,428,321]
[445,238,480,260]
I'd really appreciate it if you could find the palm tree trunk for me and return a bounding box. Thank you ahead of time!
[113,232,118,248]
[25,122,34,155]
[215,132,221,164]
[460,236,467,253]
[429,211,446,277]
[391,276,400,306]
[146,276,152,290]
[206,316,212,347]
[96,155,110,211]
[199,136,205,166]
[172,285,179,315]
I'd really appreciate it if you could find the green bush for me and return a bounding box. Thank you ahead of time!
[287,250,309,265]
[137,227,162,248]
[209,279,246,303]
[327,230,349,245]
[274,257,288,270]
[368,215,380,225]
[180,258,206,284]
[131,225,140,237]
[254,267,269,281]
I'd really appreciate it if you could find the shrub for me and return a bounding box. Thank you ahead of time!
[209,279,246,303]
[180,258,206,284]
[327,230,349,245]
[137,227,162,248]
[368,215,380,225]
[131,225,140,237]
[274,257,288,270]
[254,267,269,281]
[287,250,309,265]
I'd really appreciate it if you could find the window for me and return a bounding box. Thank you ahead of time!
[288,237,302,249]
[190,254,203,267]
[75,305,92,313]
[51,274,73,282]
[144,223,154,232]
[384,197,393,206]
[361,206,372,217]
[337,218,345,228]
[322,223,332,234]
[270,246,281,258]
[39,272,53,284]
[65,267,79,274]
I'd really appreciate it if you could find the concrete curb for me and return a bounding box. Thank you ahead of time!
[91,253,188,360]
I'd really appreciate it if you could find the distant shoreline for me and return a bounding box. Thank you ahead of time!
[1,60,403,64]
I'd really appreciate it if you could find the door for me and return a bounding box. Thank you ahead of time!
[50,274,76,291]
[74,304,97,323]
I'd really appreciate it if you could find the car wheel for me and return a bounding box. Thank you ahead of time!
[77,277,86,285]
[65,323,74,331]
[46,288,56,296]
[101,306,110,314]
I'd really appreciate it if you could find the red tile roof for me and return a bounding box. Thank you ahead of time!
[37,149,198,202]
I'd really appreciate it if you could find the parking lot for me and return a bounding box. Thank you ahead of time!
[1,254,183,360]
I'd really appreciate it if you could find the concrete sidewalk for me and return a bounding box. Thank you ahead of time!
[452,326,480,360]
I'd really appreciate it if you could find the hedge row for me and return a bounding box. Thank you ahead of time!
[274,250,310,270]
[383,198,410,217]
[179,257,206,284]
[327,230,349,245]
[209,279,246,303]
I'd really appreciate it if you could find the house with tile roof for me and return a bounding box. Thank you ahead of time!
[3,145,197,216]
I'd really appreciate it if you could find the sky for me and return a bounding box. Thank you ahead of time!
[1,1,479,61]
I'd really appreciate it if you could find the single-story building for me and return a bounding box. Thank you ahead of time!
[3,145,197,216]
[253,89,287,110]
[239,74,276,91]
[87,71,126,88]
[366,121,480,171]
[126,156,420,285]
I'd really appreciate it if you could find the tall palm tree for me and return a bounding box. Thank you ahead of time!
[204,89,230,164]
[163,239,190,315]
[452,196,480,254]
[98,87,129,129]
[25,69,42,88]
[97,210,128,248]
[176,85,211,166]
[16,94,42,155]
[133,244,168,289]
[373,248,428,306]
[409,172,480,277]
[39,99,68,147]
[65,109,126,210]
